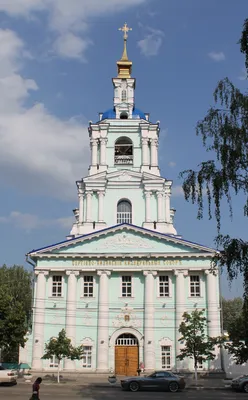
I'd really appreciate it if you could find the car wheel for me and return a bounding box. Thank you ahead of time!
[243,383,248,393]
[168,381,179,393]
[129,381,140,392]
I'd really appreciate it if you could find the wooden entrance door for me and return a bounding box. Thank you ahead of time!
[115,346,138,376]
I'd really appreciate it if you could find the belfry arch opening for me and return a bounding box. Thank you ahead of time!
[115,136,133,165]
[120,112,128,119]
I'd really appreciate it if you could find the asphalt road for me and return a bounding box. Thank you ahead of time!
[0,383,246,400]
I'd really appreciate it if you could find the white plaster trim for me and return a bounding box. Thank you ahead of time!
[80,273,96,299]
[156,273,172,298]
[119,272,134,298]
[48,273,65,298]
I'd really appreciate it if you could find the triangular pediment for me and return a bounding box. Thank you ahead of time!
[29,224,215,258]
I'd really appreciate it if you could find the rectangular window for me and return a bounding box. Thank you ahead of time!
[159,276,169,297]
[83,276,94,297]
[122,276,132,297]
[82,346,92,368]
[52,276,62,297]
[190,275,200,297]
[49,355,59,368]
[161,346,171,370]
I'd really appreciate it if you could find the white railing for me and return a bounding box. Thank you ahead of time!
[115,155,133,165]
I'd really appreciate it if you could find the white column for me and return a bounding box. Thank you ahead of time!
[100,138,107,165]
[145,191,152,222]
[97,191,105,222]
[157,191,163,222]
[142,138,149,166]
[205,270,221,369]
[91,139,98,166]
[64,271,79,370]
[165,192,170,223]
[143,271,157,371]
[97,270,111,372]
[78,191,84,224]
[150,139,158,167]
[174,270,188,370]
[32,271,48,370]
[86,191,93,222]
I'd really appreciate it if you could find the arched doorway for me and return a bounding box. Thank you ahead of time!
[115,333,139,376]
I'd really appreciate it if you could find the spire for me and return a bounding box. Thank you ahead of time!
[117,23,133,79]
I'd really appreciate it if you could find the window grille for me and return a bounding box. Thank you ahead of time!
[52,276,62,297]
[116,334,138,346]
[82,346,92,368]
[190,275,200,297]
[122,275,132,297]
[83,276,94,297]
[117,200,132,224]
[159,276,169,297]
[161,346,171,370]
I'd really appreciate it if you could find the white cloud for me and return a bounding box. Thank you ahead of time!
[169,161,176,168]
[0,28,90,199]
[0,0,147,59]
[138,27,164,57]
[171,185,184,197]
[208,51,226,62]
[0,211,73,232]
[53,33,92,60]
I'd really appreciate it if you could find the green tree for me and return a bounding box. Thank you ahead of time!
[176,310,221,383]
[180,19,248,362]
[222,297,243,332]
[0,265,32,362]
[42,329,84,383]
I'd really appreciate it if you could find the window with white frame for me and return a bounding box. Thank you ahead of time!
[121,89,127,102]
[190,275,200,297]
[49,355,59,368]
[82,346,92,368]
[159,275,169,297]
[83,276,94,297]
[117,199,132,223]
[52,275,62,297]
[122,275,132,297]
[161,346,171,369]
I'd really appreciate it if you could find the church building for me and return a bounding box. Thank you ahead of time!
[23,24,222,375]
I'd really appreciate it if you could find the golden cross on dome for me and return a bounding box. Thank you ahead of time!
[119,23,132,40]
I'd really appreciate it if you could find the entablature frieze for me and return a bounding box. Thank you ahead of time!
[33,252,213,260]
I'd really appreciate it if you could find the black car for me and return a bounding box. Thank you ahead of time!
[121,370,186,392]
[231,375,248,393]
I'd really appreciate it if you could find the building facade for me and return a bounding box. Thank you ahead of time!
[23,26,222,375]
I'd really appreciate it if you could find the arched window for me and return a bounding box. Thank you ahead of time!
[115,136,133,164]
[117,200,132,224]
[121,90,127,102]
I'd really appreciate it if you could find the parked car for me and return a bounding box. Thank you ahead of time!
[0,366,18,384]
[120,370,185,392]
[231,375,248,393]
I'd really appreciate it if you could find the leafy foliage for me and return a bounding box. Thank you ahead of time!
[42,329,84,382]
[222,297,243,332]
[180,19,248,363]
[0,265,32,362]
[177,310,220,368]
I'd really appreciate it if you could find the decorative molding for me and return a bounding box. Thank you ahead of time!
[82,313,92,326]
[159,337,173,346]
[81,337,94,346]
[112,306,141,328]
[100,233,153,250]
[143,271,158,276]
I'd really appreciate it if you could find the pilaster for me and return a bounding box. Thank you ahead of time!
[143,270,157,371]
[97,191,105,222]
[144,191,152,222]
[174,270,188,370]
[86,191,93,222]
[32,271,49,370]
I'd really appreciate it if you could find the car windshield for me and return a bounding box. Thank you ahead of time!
[236,375,248,379]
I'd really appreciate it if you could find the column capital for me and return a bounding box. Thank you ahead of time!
[156,191,163,198]
[205,269,218,276]
[143,270,157,277]
[97,191,105,197]
[66,270,80,276]
[90,138,98,146]
[100,137,108,144]
[150,138,158,147]
[173,269,188,276]
[86,190,93,196]
[144,190,152,198]
[35,270,49,276]
[97,270,111,276]
[142,137,148,145]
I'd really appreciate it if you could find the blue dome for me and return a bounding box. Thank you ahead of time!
[101,107,146,121]
[132,108,146,120]
[101,108,116,120]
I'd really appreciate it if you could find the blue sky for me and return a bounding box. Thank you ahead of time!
[0,0,247,299]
